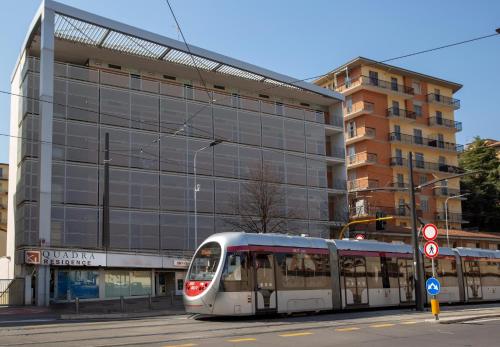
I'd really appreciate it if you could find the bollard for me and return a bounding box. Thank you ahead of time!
[120,296,125,312]
[431,299,440,320]
[75,297,79,314]
[148,294,152,309]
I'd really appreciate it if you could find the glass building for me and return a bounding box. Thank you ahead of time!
[7,0,347,305]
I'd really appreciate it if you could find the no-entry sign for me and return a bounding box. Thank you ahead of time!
[422,223,438,241]
[424,241,439,258]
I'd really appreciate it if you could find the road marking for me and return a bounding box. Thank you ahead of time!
[335,327,360,332]
[400,321,419,325]
[163,344,197,347]
[279,332,313,337]
[227,338,257,342]
[464,317,500,323]
[370,323,395,328]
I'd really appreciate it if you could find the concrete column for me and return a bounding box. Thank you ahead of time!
[36,6,55,307]
[24,274,32,305]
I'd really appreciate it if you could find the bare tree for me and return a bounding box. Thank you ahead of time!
[224,165,294,234]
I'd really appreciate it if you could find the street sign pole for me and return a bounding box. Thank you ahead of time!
[431,257,438,320]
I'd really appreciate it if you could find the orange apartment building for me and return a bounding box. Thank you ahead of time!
[316,57,465,236]
[0,163,7,257]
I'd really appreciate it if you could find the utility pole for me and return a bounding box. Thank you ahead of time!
[102,132,110,249]
[408,152,425,311]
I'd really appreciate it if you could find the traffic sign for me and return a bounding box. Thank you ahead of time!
[424,241,439,258]
[426,277,441,296]
[422,223,438,241]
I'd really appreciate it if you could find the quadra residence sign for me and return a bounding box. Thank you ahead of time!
[25,249,106,267]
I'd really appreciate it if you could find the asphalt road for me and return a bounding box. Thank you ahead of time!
[0,309,499,347]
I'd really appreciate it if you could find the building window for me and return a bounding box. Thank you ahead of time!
[391,77,398,91]
[105,270,152,298]
[412,81,421,94]
[413,129,423,144]
[392,101,400,115]
[415,152,424,168]
[413,102,422,116]
[55,270,99,300]
[421,197,429,213]
[369,71,379,86]
[419,175,427,186]
[396,173,405,188]
[437,133,445,148]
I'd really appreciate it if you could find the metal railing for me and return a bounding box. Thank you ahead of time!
[386,107,417,120]
[435,212,466,223]
[347,152,377,166]
[388,132,464,152]
[325,114,344,127]
[427,93,460,109]
[337,75,414,95]
[428,117,462,131]
[0,279,13,305]
[433,187,462,197]
[389,157,463,174]
[327,146,345,159]
[329,179,347,190]
[345,101,375,116]
[350,205,422,218]
[345,126,376,140]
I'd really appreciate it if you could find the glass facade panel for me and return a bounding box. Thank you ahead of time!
[56,270,99,300]
[214,143,238,178]
[286,186,308,219]
[305,123,326,155]
[214,107,238,142]
[238,146,262,180]
[160,174,187,212]
[262,115,284,149]
[105,270,130,298]
[130,92,158,131]
[130,271,152,296]
[308,189,328,221]
[215,180,239,214]
[130,211,158,250]
[284,119,305,152]
[286,154,306,186]
[67,80,99,122]
[238,111,261,146]
[160,213,188,250]
[100,87,130,127]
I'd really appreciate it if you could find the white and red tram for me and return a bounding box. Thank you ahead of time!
[183,232,500,316]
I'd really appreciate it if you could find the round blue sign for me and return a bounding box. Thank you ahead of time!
[426,277,441,296]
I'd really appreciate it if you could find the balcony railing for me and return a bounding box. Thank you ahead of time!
[345,126,376,141]
[336,75,414,95]
[347,152,377,167]
[389,157,463,174]
[350,205,422,218]
[389,132,464,152]
[325,114,343,128]
[386,107,417,121]
[427,93,460,109]
[345,101,375,117]
[428,117,462,132]
[433,187,462,197]
[329,179,347,190]
[326,146,345,159]
[347,178,379,191]
[435,212,467,223]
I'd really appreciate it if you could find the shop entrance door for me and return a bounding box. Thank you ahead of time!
[155,272,175,297]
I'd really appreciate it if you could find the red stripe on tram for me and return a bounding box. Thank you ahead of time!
[227,245,330,254]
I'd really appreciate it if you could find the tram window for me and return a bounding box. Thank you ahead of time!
[221,252,250,292]
[277,253,330,290]
[187,242,221,281]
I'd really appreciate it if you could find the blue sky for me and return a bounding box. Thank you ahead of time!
[0,0,499,164]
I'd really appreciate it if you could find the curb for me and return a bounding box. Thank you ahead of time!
[59,309,186,320]
[436,313,500,324]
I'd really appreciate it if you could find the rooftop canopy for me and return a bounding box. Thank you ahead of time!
[16,0,343,102]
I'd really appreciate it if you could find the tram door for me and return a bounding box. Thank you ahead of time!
[464,260,483,300]
[254,253,277,313]
[397,259,414,303]
[342,256,368,306]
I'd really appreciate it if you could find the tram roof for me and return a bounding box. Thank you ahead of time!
[329,239,413,254]
[454,247,500,259]
[215,232,329,250]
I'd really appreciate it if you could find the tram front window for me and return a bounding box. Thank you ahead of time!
[188,242,222,281]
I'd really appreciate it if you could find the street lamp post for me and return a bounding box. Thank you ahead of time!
[445,193,470,248]
[193,139,223,249]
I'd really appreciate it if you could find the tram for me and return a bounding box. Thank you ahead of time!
[183,232,500,316]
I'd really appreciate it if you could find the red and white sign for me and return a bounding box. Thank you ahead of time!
[422,223,438,241]
[25,250,41,264]
[355,234,365,240]
[424,241,439,258]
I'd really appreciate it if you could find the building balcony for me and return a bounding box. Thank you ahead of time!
[389,157,462,174]
[428,117,462,132]
[435,212,468,224]
[326,145,345,163]
[427,93,460,110]
[350,204,422,219]
[433,187,462,198]
[345,126,376,145]
[347,178,379,192]
[347,151,378,169]
[328,178,347,191]
[336,75,414,98]
[388,132,464,153]
[344,101,374,121]
[324,113,344,129]
[386,107,417,122]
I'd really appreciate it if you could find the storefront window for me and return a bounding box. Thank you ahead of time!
[105,270,130,298]
[56,269,99,300]
[130,271,152,296]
